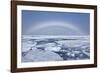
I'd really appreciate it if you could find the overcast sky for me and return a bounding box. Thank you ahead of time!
[22,10,90,36]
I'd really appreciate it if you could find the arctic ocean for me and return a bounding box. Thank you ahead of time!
[21,35,90,62]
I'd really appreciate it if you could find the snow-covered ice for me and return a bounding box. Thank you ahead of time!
[22,49,63,62]
[21,35,90,62]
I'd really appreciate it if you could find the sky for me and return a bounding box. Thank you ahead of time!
[22,10,90,36]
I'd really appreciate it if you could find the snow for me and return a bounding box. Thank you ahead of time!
[21,35,90,62]
[45,46,61,52]
[22,49,63,62]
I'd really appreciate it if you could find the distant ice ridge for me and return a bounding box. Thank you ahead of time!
[22,35,89,40]
[22,35,90,62]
